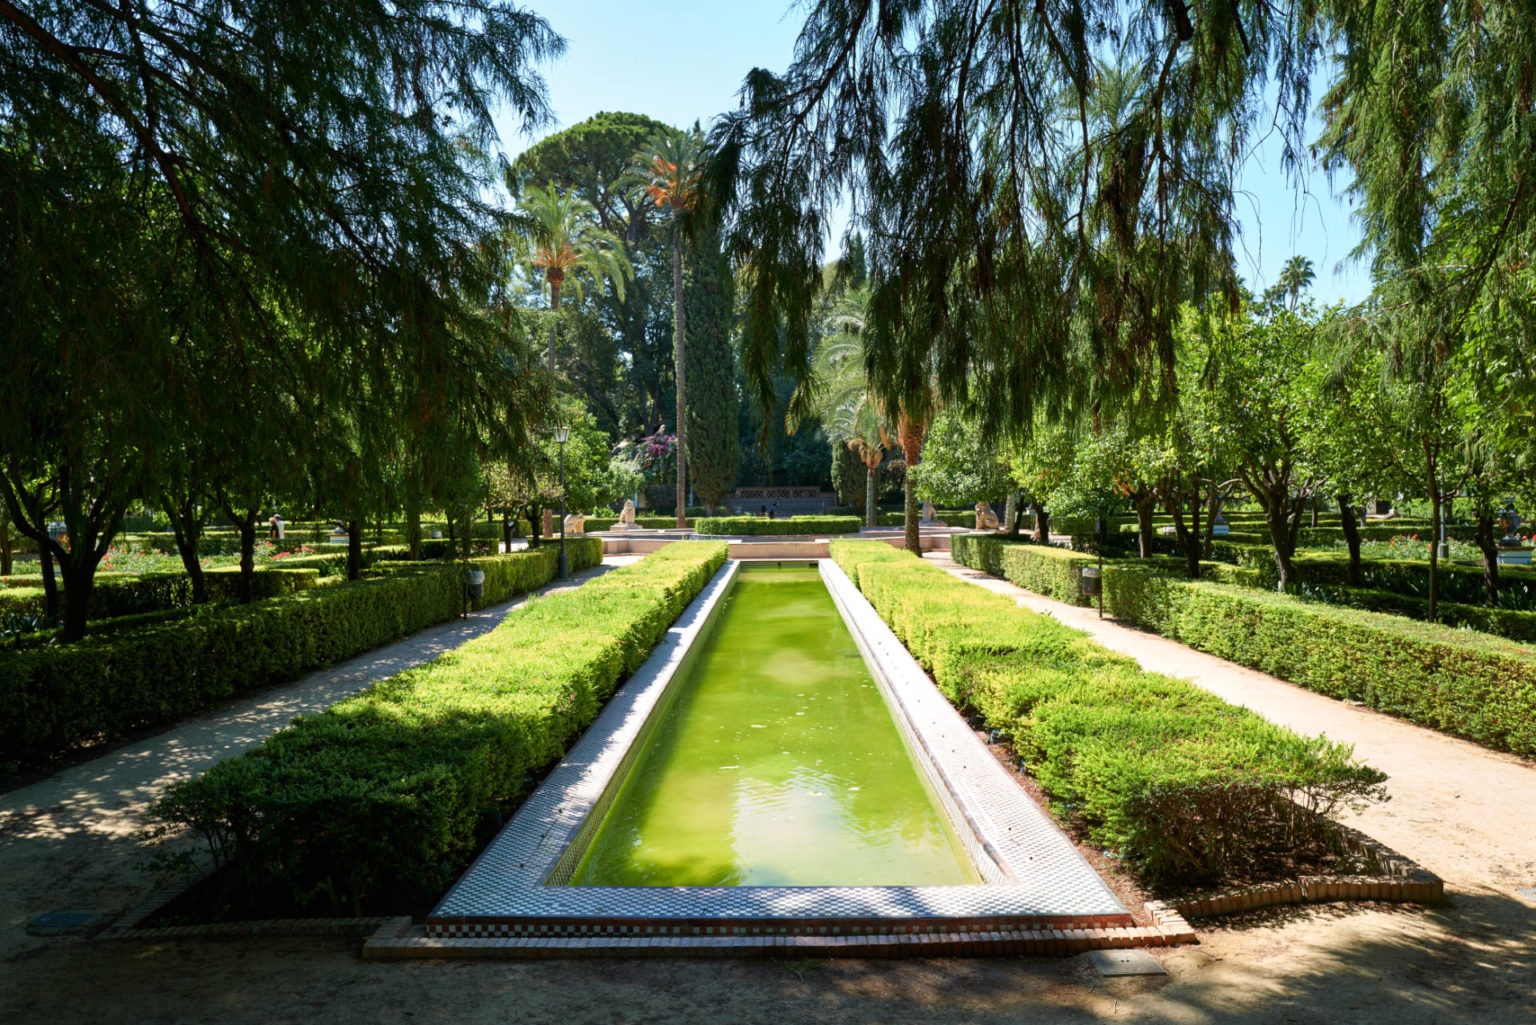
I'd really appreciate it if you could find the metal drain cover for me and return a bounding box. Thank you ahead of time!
[26,911,103,936]
[1087,948,1166,977]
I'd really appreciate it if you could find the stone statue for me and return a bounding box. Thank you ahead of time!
[920,500,938,525]
[563,512,586,535]
[611,499,638,531]
[975,501,1000,530]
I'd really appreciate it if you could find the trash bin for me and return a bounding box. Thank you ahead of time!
[1080,565,1102,597]
[466,568,485,599]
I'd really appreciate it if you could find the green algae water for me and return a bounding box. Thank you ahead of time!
[568,563,978,887]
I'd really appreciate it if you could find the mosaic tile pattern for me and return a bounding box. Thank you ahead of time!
[429,559,1130,938]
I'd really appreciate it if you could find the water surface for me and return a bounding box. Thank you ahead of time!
[569,563,977,887]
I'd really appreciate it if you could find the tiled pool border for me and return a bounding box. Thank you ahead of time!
[423,558,1137,944]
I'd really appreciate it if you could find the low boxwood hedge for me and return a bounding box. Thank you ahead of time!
[831,541,1384,885]
[150,541,727,912]
[0,539,603,772]
[950,536,1096,606]
[1103,567,1536,756]
[877,510,977,528]
[0,567,321,621]
[692,515,863,536]
[581,516,696,531]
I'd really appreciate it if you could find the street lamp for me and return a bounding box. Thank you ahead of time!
[554,424,571,577]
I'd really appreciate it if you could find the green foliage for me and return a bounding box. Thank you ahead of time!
[0,543,600,772]
[692,516,862,536]
[683,223,739,509]
[908,408,1011,508]
[830,542,1385,884]
[950,537,1095,607]
[149,542,725,912]
[1103,569,1536,757]
[877,510,976,528]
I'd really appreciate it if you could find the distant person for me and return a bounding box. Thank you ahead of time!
[769,503,777,520]
[268,513,284,540]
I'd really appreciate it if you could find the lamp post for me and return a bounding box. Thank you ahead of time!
[554,424,570,578]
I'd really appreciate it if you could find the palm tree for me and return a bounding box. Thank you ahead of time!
[1278,255,1315,308]
[793,290,890,528]
[513,185,631,374]
[628,128,706,527]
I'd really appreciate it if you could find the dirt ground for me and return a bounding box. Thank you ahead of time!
[2,554,1534,1024]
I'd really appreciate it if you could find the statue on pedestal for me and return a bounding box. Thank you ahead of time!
[920,500,938,525]
[563,512,586,536]
[975,501,1000,530]
[610,499,638,531]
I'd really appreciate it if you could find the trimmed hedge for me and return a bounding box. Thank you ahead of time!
[692,515,863,536]
[877,510,977,528]
[1103,568,1536,756]
[0,540,602,772]
[0,567,321,621]
[950,536,1096,606]
[581,516,696,531]
[830,542,1384,884]
[151,541,727,911]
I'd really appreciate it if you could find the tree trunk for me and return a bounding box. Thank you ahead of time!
[1427,452,1441,623]
[347,519,363,580]
[547,277,561,374]
[1029,501,1050,543]
[459,507,471,561]
[1135,492,1157,558]
[526,503,542,548]
[39,546,60,617]
[406,493,422,561]
[502,509,514,552]
[162,495,209,604]
[1262,495,1299,592]
[1310,499,1320,528]
[672,244,687,529]
[1473,508,1500,606]
[865,466,877,528]
[59,559,93,641]
[238,520,256,603]
[1337,493,1364,587]
[1161,483,1202,579]
[1202,480,1219,559]
[1003,493,1018,538]
[0,520,11,577]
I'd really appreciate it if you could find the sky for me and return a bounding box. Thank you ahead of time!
[494,1,1372,306]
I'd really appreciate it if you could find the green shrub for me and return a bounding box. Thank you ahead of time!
[0,543,600,772]
[1103,568,1536,756]
[830,541,1384,884]
[950,536,1096,606]
[150,541,727,912]
[693,515,863,536]
[581,516,696,531]
[877,510,977,528]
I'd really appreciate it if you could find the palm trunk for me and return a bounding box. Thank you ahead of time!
[547,278,561,374]
[865,466,877,528]
[672,243,687,529]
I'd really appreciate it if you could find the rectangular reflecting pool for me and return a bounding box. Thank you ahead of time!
[567,563,979,887]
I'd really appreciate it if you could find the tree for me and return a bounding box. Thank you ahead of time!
[683,223,738,512]
[629,127,709,527]
[512,185,631,375]
[1204,304,1334,591]
[908,408,1011,510]
[0,1,561,636]
[1277,256,1316,309]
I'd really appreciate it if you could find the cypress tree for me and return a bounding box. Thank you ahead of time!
[684,225,739,512]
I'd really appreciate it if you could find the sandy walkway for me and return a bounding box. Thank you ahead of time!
[0,557,638,964]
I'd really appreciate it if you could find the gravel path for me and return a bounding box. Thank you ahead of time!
[0,557,638,962]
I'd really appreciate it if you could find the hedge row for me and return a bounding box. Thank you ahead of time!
[950,536,1096,606]
[830,542,1385,884]
[150,541,727,911]
[692,515,863,536]
[0,567,321,620]
[0,539,603,772]
[581,516,696,531]
[1102,568,1536,756]
[877,510,977,528]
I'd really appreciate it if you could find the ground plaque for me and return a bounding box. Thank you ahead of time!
[1086,948,1166,977]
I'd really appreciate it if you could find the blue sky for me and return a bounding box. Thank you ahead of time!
[496,1,1371,305]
